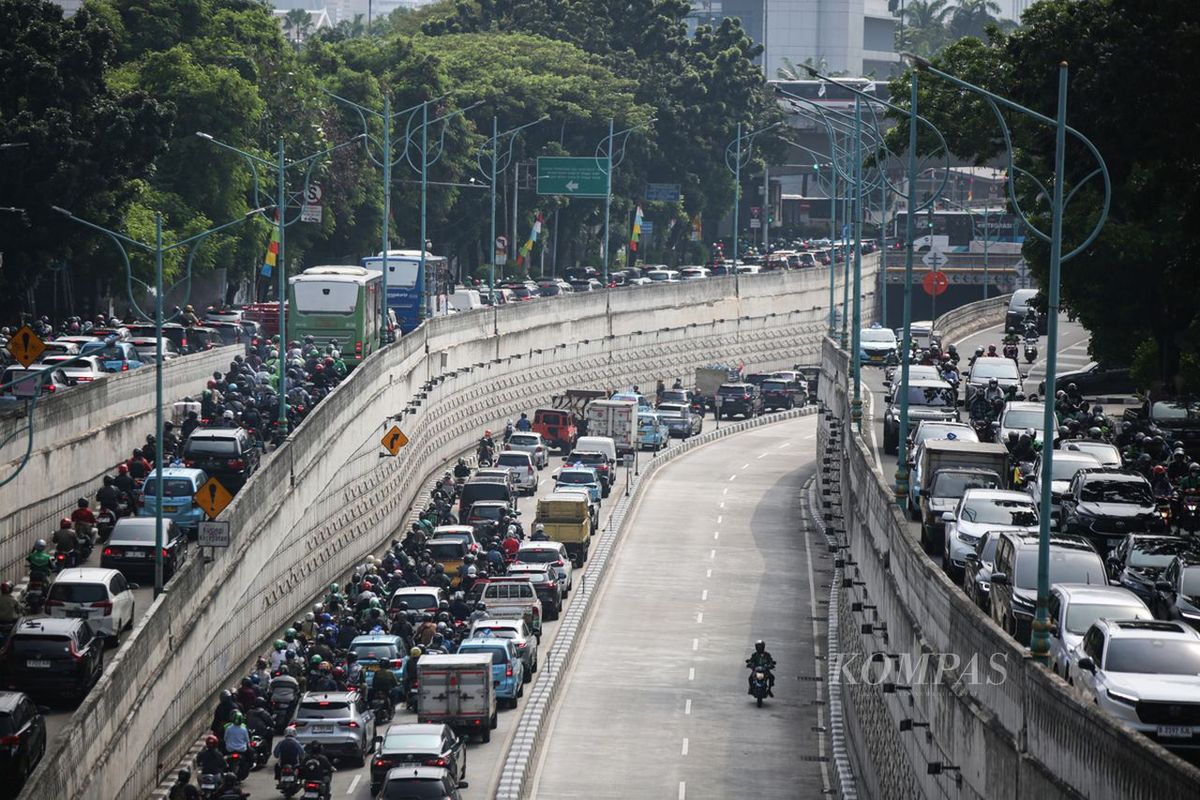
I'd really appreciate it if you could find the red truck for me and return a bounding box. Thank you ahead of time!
[532,389,606,453]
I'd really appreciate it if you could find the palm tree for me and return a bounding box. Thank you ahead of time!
[898,0,952,56]
[282,9,313,46]
[948,0,1003,39]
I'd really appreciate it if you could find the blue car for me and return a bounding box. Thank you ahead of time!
[137,468,208,535]
[349,634,407,701]
[555,466,602,503]
[611,391,652,410]
[79,340,144,372]
[455,637,525,708]
[637,412,669,452]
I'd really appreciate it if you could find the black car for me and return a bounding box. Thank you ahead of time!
[181,427,260,492]
[101,517,187,580]
[3,618,104,702]
[1151,552,1200,630]
[715,383,762,420]
[370,724,467,795]
[743,373,773,388]
[0,692,46,790]
[377,766,466,800]
[1146,400,1200,458]
[1038,362,1133,398]
[794,365,821,401]
[760,378,801,410]
[962,531,999,613]
[1060,468,1166,555]
[1107,534,1195,605]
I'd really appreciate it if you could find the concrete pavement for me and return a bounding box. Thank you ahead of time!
[530,416,829,799]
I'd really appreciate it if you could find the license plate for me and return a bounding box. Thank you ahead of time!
[162,506,177,513]
[126,551,146,558]
[363,664,380,672]
[1156,725,1194,738]
[67,609,88,618]
[26,660,50,669]
[312,724,334,733]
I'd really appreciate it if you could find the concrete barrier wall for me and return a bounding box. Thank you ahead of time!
[933,294,1010,348]
[0,345,240,582]
[20,260,878,800]
[818,337,1200,800]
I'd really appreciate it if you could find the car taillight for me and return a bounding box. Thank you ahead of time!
[228,458,245,469]
[121,363,129,371]
[91,600,113,616]
[355,340,363,355]
[374,758,394,768]
[392,658,405,668]
[45,384,56,393]
[505,663,513,677]
[55,552,67,562]
[184,459,195,467]
[305,782,321,790]
[0,735,19,747]
[424,757,447,767]
[162,548,170,558]
[103,547,118,557]
[78,377,93,382]
[69,641,85,661]
[291,720,306,727]
[553,560,564,567]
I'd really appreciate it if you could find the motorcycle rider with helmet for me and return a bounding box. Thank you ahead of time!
[745,640,776,697]
[273,726,306,781]
[0,583,19,625]
[299,742,335,799]
[27,539,53,581]
[196,735,227,779]
[167,768,201,800]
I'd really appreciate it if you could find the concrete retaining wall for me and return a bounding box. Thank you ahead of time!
[0,346,240,582]
[933,294,1010,348]
[818,336,1200,800]
[19,260,878,800]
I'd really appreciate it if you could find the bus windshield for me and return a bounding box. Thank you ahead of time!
[294,281,358,314]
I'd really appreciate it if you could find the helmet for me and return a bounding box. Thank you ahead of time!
[285,726,297,738]
[274,639,285,650]
[1153,465,1167,476]
[231,711,244,725]
[329,582,339,593]
[1088,427,1102,439]
[60,518,72,529]
[1,582,11,595]
[77,497,88,508]
[285,627,297,640]
[33,539,46,551]
[410,647,423,658]
[1175,448,1187,458]
[205,735,219,749]
[754,640,766,653]
[310,654,323,666]
[534,523,545,533]
[484,430,492,437]
[177,768,191,784]
[1191,463,1200,474]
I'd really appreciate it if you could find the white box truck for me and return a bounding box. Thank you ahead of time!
[585,399,637,455]
[416,652,498,742]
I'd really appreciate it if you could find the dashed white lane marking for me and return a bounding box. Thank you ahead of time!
[688,668,695,681]
[709,549,716,559]
[701,589,708,601]
[719,501,725,508]
[681,738,689,755]
[705,569,712,578]
[679,781,687,799]
[729,474,737,481]
[685,699,692,715]
[779,441,791,448]
[713,531,720,540]
[717,515,723,524]
[692,638,699,651]
[696,612,704,623]
[757,452,769,459]
[347,775,360,794]
[741,463,749,469]
[723,487,729,495]
[803,433,816,440]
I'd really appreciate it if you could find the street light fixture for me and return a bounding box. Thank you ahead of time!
[477,115,549,293]
[594,118,655,286]
[724,121,780,294]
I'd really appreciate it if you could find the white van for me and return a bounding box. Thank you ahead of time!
[574,435,617,465]
[447,289,483,313]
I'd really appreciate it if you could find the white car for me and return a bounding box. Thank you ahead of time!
[942,489,1039,581]
[1070,618,1200,748]
[36,354,106,384]
[645,269,680,283]
[495,450,538,495]
[514,541,574,596]
[1061,440,1122,468]
[679,267,710,280]
[1048,584,1151,681]
[1024,450,1102,519]
[998,401,1059,445]
[505,432,549,468]
[43,340,81,356]
[129,336,181,364]
[45,567,137,642]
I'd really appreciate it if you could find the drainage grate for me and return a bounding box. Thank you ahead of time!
[797,755,831,763]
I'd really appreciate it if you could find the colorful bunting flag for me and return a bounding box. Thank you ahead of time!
[261,214,280,278]
[629,205,644,252]
[516,213,544,267]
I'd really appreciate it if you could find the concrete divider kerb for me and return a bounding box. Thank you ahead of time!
[493,406,818,800]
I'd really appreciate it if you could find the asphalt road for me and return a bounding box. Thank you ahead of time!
[529,415,830,800]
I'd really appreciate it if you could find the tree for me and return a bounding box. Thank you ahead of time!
[948,0,1003,39]
[282,8,312,45]
[896,0,952,57]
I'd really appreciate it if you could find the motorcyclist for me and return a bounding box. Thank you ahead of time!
[453,458,471,480]
[402,647,422,699]
[530,523,549,541]
[0,583,20,624]
[982,378,1004,405]
[370,659,400,707]
[515,412,532,432]
[1168,448,1190,482]
[216,772,247,800]
[467,601,489,625]
[71,497,96,531]
[745,640,776,697]
[1151,465,1173,498]
[167,768,201,800]
[504,420,514,443]
[27,539,52,580]
[1179,463,1200,494]
[1011,430,1037,463]
[52,518,76,563]
[96,476,121,515]
[273,726,306,780]
[114,463,136,500]
[196,735,227,778]
[128,449,150,480]
[246,698,275,751]
[478,431,495,462]
[299,742,335,798]
[223,711,251,757]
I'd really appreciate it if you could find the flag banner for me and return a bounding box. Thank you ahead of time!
[262,214,280,277]
[629,204,644,252]
[516,213,544,267]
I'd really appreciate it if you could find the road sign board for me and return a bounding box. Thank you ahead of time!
[7,325,45,368]
[304,183,323,205]
[537,157,607,196]
[640,220,654,237]
[750,206,761,219]
[922,270,949,296]
[194,476,234,520]
[381,425,409,456]
[921,248,949,269]
[300,205,322,224]
[644,183,681,202]
[197,520,231,548]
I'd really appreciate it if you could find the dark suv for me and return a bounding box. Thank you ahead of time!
[1060,468,1166,554]
[760,378,800,410]
[715,383,762,420]
[3,618,105,702]
[0,692,46,787]
[182,427,259,492]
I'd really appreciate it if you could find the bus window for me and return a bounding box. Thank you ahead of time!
[294,281,359,314]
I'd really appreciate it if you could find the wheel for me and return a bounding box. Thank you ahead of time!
[523,664,532,683]
[517,681,524,698]
[756,696,763,708]
[531,656,538,674]
[491,711,498,729]
[481,726,491,743]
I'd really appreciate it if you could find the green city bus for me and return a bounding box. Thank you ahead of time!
[287,266,382,367]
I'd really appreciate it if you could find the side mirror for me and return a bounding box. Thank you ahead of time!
[990,572,1009,586]
[1077,657,1096,673]
[964,553,978,563]
[458,782,470,789]
[884,395,893,404]
[1156,580,1173,592]
[941,512,954,523]
[128,583,140,590]
[882,379,892,388]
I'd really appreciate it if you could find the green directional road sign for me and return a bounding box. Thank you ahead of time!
[537,157,607,197]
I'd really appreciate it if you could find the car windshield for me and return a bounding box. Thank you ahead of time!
[509,435,538,447]
[906,386,956,407]
[297,701,351,719]
[351,643,398,661]
[661,391,689,403]
[80,343,126,360]
[916,425,977,444]
[1050,459,1094,481]
[48,583,107,603]
[557,472,593,485]
[1015,551,1104,589]
[382,732,442,752]
[185,438,239,456]
[1004,409,1052,429]
[718,385,749,396]
[1127,540,1191,569]
[1152,401,1200,422]
[1183,568,1200,596]
[427,542,466,561]
[458,645,508,664]
[962,499,1037,526]
[861,329,896,345]
[517,549,559,564]
[1104,639,1200,674]
[497,454,529,468]
[1065,603,1150,635]
[470,505,504,521]
[971,360,1021,380]
[382,780,447,800]
[932,473,999,499]
[1080,479,1153,504]
[647,272,670,281]
[394,593,437,610]
[142,478,195,497]
[472,627,518,640]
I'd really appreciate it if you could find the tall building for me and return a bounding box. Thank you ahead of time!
[688,0,900,79]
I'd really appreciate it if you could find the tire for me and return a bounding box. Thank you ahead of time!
[756,696,763,708]
[517,681,524,698]
[491,711,498,729]
[481,726,491,744]
[531,656,538,674]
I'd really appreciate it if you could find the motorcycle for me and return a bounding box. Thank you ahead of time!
[1155,496,1173,528]
[96,509,116,542]
[24,573,49,614]
[198,773,223,799]
[406,680,420,712]
[748,668,770,708]
[1002,342,1019,360]
[249,733,270,770]
[226,750,251,781]
[277,764,301,798]
[373,697,394,726]
[1177,492,1200,534]
[271,697,296,733]
[1024,339,1038,364]
[53,546,76,572]
[74,524,94,562]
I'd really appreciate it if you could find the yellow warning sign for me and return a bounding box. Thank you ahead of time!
[7,325,45,368]
[381,425,409,456]
[194,476,234,520]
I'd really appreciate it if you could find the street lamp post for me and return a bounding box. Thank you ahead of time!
[477,115,548,292]
[595,119,654,286]
[53,207,259,595]
[724,122,779,293]
[198,132,365,433]
[908,56,1111,666]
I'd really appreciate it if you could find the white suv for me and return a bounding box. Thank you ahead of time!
[45,567,137,643]
[496,451,538,495]
[1071,619,1200,750]
[515,541,574,596]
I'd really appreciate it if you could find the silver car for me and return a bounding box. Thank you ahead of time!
[514,542,574,595]
[1047,583,1151,681]
[505,432,550,469]
[293,691,376,765]
[942,489,1038,581]
[468,617,538,679]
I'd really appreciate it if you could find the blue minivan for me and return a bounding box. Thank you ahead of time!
[637,412,669,452]
[79,340,145,372]
[138,468,208,536]
[455,637,524,708]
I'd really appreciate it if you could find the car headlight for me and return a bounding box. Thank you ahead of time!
[957,531,979,545]
[1106,688,1138,706]
[1180,609,1200,622]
